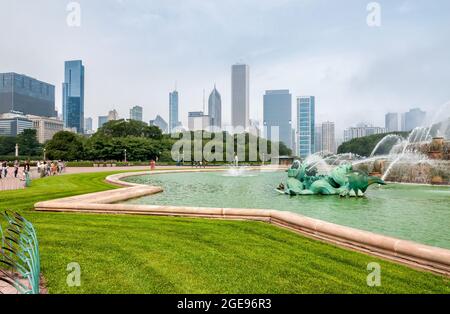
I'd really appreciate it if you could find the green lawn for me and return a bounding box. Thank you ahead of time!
[1,172,449,294]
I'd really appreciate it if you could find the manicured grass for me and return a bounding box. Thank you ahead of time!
[1,172,449,294]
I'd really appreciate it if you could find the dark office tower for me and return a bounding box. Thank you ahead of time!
[208,85,222,129]
[0,73,56,117]
[263,90,292,149]
[63,60,85,133]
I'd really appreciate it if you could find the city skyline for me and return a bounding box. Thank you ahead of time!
[2,1,449,135]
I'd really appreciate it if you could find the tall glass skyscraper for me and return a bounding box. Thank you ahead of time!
[169,90,179,132]
[62,60,85,133]
[208,85,222,129]
[231,64,249,130]
[263,90,292,149]
[297,96,315,158]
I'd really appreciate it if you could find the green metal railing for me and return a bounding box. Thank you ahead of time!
[0,211,40,294]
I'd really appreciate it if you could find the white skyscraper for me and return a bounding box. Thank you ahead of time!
[231,64,250,131]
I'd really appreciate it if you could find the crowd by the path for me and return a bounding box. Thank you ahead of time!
[0,160,66,180]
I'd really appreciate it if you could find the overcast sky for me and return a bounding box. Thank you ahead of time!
[1,0,449,137]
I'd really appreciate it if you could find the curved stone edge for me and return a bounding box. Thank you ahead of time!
[34,169,450,277]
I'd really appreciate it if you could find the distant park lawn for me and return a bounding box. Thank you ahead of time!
[0,172,449,294]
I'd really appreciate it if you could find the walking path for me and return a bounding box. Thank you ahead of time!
[0,166,224,191]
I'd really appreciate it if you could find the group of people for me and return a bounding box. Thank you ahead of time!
[0,160,66,180]
[37,160,65,177]
[0,160,31,179]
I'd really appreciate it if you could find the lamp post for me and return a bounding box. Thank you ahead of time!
[43,148,46,161]
[124,149,127,163]
[15,144,19,158]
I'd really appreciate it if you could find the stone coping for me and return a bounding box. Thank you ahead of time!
[34,168,450,277]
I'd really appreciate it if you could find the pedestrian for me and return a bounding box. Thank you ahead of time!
[2,160,8,178]
[14,160,19,178]
[24,160,30,175]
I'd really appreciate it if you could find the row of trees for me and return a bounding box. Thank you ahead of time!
[337,132,409,157]
[44,119,292,162]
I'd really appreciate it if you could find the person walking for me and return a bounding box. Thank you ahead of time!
[1,160,8,178]
[23,160,31,174]
[14,160,19,178]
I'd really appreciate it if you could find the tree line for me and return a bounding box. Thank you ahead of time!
[43,119,292,162]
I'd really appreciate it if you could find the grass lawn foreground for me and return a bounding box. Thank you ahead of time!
[0,171,449,294]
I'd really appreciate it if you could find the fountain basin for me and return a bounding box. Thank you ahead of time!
[121,171,450,250]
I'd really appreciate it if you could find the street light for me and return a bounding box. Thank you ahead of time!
[43,148,46,161]
[15,144,19,158]
[124,149,127,163]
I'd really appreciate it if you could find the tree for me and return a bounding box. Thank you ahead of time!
[45,131,85,160]
[96,119,162,139]
[17,129,42,156]
[0,136,17,155]
[338,132,409,157]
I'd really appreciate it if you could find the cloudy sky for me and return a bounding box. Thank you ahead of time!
[1,0,449,137]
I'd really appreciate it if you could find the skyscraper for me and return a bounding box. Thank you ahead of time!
[402,108,426,131]
[263,90,292,149]
[385,112,399,132]
[0,73,56,117]
[169,90,179,132]
[314,125,322,153]
[208,85,222,129]
[130,105,143,121]
[231,64,249,130]
[98,116,108,129]
[297,96,315,158]
[188,111,211,131]
[321,121,336,154]
[62,60,85,133]
[108,110,119,121]
[150,115,168,134]
[84,117,93,133]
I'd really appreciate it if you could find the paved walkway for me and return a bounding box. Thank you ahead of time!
[0,166,219,191]
[0,168,39,191]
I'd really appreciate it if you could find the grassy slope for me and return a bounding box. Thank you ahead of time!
[0,172,449,294]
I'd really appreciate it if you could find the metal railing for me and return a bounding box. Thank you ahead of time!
[0,211,40,294]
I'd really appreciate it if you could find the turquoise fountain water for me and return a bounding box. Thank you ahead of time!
[123,171,450,249]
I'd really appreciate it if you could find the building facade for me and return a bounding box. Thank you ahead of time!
[231,64,250,130]
[402,108,426,131]
[344,124,387,142]
[385,112,399,132]
[297,96,315,158]
[188,111,211,131]
[27,115,64,143]
[0,73,56,117]
[98,116,108,129]
[84,117,93,133]
[108,110,119,121]
[0,112,33,137]
[263,90,292,149]
[62,60,85,133]
[314,125,322,153]
[169,90,179,132]
[321,121,336,154]
[130,105,143,121]
[150,115,168,134]
[208,86,222,130]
